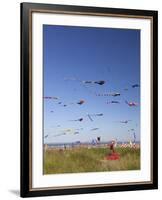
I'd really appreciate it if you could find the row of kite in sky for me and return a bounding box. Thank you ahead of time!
[64,78,139,88]
[44,117,136,138]
[44,96,138,108]
[43,78,139,108]
[44,126,136,143]
[44,127,100,138]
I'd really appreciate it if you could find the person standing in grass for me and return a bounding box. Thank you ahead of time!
[109,140,115,154]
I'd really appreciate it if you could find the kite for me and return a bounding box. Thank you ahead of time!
[96,93,109,96]
[96,92,120,97]
[87,113,103,121]
[58,100,85,107]
[94,80,105,85]
[125,100,138,106]
[133,132,136,143]
[93,113,103,116]
[77,100,85,105]
[74,132,79,135]
[108,92,120,97]
[132,84,140,88]
[69,118,83,122]
[44,132,65,138]
[87,114,93,121]
[107,101,120,104]
[115,120,131,124]
[77,118,83,122]
[91,128,99,131]
[57,128,76,134]
[64,129,73,132]
[52,133,66,137]
[81,80,106,85]
[82,80,93,84]
[97,137,101,142]
[120,120,131,124]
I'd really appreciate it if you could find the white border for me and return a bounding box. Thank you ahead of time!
[32,12,151,188]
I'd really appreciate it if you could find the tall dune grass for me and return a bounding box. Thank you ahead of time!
[44,147,140,174]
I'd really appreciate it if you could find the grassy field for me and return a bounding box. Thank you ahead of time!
[44,147,140,174]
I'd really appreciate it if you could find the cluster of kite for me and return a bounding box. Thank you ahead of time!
[44,78,139,112]
[44,76,139,141]
[95,83,139,106]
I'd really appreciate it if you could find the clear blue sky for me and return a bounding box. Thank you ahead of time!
[43,25,140,144]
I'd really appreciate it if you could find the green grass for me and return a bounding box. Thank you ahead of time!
[44,147,140,174]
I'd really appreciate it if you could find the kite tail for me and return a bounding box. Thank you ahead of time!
[87,114,93,122]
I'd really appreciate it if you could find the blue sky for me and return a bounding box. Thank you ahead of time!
[43,25,140,144]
